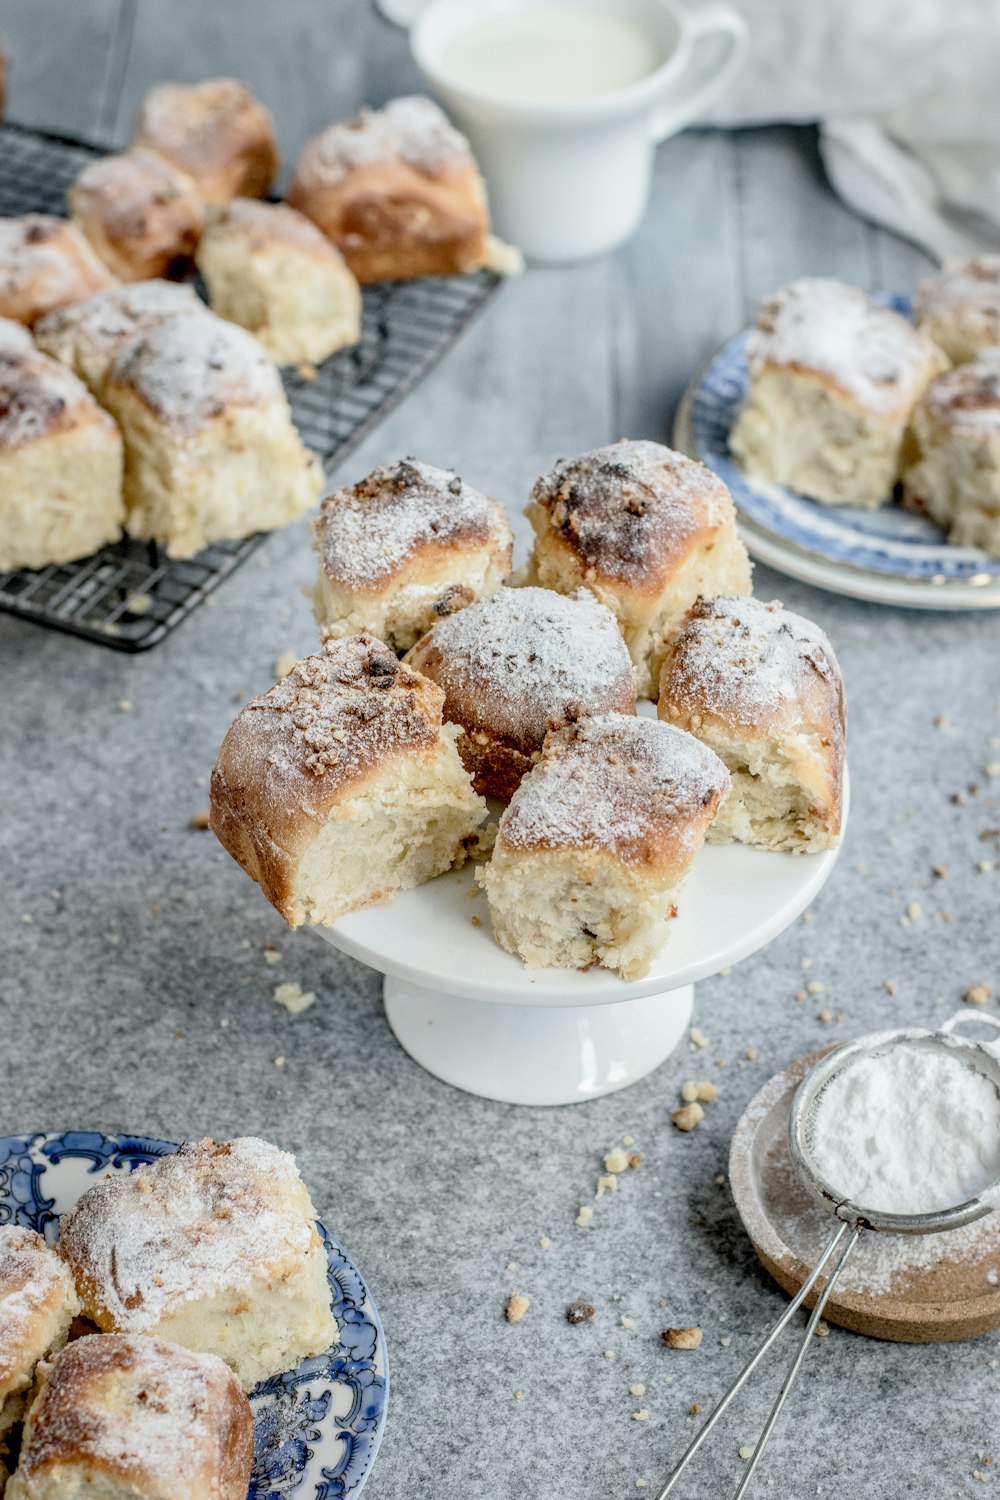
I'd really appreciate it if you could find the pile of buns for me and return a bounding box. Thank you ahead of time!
[0,68,513,573]
[0,1137,337,1500]
[211,441,846,982]
[730,261,1000,558]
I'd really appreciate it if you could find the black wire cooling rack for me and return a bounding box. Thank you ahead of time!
[0,122,502,651]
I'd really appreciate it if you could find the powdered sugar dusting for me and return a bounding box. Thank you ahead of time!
[0,344,99,449]
[914,255,1000,339]
[499,713,730,862]
[313,458,510,589]
[19,1333,250,1485]
[0,1227,74,1383]
[530,440,734,587]
[294,96,472,189]
[0,317,35,354]
[747,277,942,412]
[215,634,442,810]
[107,311,282,434]
[411,586,635,751]
[57,1137,316,1331]
[661,595,843,731]
[917,349,1000,435]
[0,214,112,320]
[35,280,206,384]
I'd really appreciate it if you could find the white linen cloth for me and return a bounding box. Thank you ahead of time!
[703,0,1000,260]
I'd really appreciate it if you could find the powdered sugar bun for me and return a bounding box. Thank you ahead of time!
[406,585,637,801]
[311,458,513,652]
[68,148,204,283]
[478,713,730,979]
[526,439,753,698]
[287,95,491,284]
[658,595,845,853]
[902,350,1000,557]
[57,1137,337,1391]
[34,280,208,393]
[0,1227,79,1424]
[132,79,280,204]
[913,255,1000,365]
[7,1334,252,1500]
[0,215,115,327]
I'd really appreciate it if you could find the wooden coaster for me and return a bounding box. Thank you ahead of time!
[729,1049,1000,1343]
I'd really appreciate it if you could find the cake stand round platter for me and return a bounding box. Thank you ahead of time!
[729,1053,1000,1342]
[673,294,1000,611]
[317,773,848,1106]
[0,1132,389,1499]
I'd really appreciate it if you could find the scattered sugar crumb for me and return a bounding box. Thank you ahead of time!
[689,1028,709,1049]
[127,591,153,615]
[505,1293,529,1324]
[576,1205,594,1228]
[263,943,282,966]
[620,1316,635,1331]
[604,1350,615,1360]
[605,1147,630,1173]
[806,979,824,995]
[906,900,923,922]
[118,698,132,712]
[739,1446,755,1461]
[514,1389,523,1400]
[274,650,298,678]
[632,1409,649,1422]
[629,1383,646,1397]
[596,1175,618,1197]
[506,1261,518,1271]
[662,1327,702,1349]
[622,1135,635,1147]
[190,808,211,830]
[539,1236,551,1249]
[720,1336,732,1347]
[746,1046,758,1061]
[273,981,316,1014]
[967,984,993,1006]
[20,913,32,924]
[274,1056,285,1068]
[884,979,899,995]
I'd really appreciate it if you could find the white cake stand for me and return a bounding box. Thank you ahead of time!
[315,775,847,1106]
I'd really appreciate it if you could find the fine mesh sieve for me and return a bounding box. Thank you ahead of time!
[654,1011,1000,1500]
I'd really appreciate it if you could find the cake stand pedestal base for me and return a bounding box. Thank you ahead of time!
[383,975,695,1106]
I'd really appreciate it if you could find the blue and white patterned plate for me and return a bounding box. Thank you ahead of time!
[0,1132,388,1500]
[674,295,1000,609]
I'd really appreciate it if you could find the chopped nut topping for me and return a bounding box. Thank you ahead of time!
[967,984,993,1006]
[671,1103,704,1133]
[662,1326,702,1350]
[505,1293,530,1324]
[567,1301,596,1324]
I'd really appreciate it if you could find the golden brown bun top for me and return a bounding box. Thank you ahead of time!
[0,337,118,450]
[746,277,947,414]
[212,634,447,831]
[0,1227,76,1396]
[34,279,205,387]
[68,149,203,267]
[913,255,1000,338]
[133,78,280,201]
[104,310,283,434]
[57,1138,320,1334]
[291,95,475,192]
[202,195,351,264]
[313,458,512,592]
[497,712,730,870]
[913,348,1000,436]
[18,1333,253,1500]
[407,586,636,756]
[659,595,846,744]
[0,215,116,326]
[530,440,737,595]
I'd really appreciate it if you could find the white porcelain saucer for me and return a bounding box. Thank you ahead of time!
[316,773,848,1106]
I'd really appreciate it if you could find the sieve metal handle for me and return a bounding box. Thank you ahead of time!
[654,1221,862,1499]
[941,1010,1000,1053]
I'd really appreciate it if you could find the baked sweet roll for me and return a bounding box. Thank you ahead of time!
[6,1334,253,1500]
[132,78,279,204]
[729,277,947,508]
[287,95,490,283]
[68,149,204,283]
[100,311,320,557]
[56,1137,335,1390]
[912,256,1000,366]
[0,1229,79,1486]
[478,713,729,979]
[526,440,751,699]
[0,216,115,327]
[658,595,845,852]
[34,280,206,394]
[406,585,636,801]
[196,197,361,365]
[210,635,487,926]
[0,327,124,571]
[311,459,512,652]
[901,351,1000,557]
